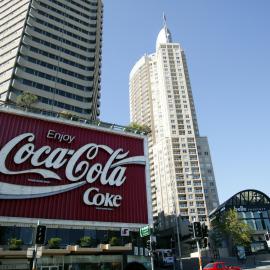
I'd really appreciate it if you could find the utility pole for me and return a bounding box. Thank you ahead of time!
[32,221,46,270]
[196,238,202,270]
[193,221,205,270]
[150,234,155,270]
[32,220,39,270]
[175,215,183,270]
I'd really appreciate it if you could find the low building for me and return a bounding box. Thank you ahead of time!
[0,104,152,269]
[209,189,270,256]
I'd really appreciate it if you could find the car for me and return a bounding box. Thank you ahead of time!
[203,261,241,270]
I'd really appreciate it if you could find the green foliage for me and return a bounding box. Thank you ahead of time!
[126,122,151,134]
[79,236,93,247]
[59,110,73,119]
[48,237,62,249]
[16,92,38,108]
[109,236,120,246]
[213,209,252,247]
[8,238,23,250]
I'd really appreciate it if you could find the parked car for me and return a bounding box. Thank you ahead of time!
[203,261,241,270]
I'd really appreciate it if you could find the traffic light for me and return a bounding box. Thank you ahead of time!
[199,238,204,249]
[202,223,208,237]
[188,223,194,237]
[146,240,151,250]
[203,237,208,248]
[153,220,159,234]
[151,241,157,251]
[35,225,46,245]
[193,222,202,238]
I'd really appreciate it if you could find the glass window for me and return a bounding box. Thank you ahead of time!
[262,211,269,218]
[256,219,264,230]
[265,219,270,230]
[20,227,33,245]
[245,212,253,218]
[246,219,256,230]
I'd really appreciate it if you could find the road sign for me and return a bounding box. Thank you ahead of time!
[121,228,130,236]
[140,225,151,237]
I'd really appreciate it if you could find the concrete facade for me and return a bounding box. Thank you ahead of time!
[129,23,219,225]
[0,0,103,119]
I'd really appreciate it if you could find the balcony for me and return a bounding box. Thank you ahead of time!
[193,181,201,186]
[177,181,185,187]
[177,188,185,194]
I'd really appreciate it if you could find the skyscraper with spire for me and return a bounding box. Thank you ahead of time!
[0,0,103,120]
[129,19,219,225]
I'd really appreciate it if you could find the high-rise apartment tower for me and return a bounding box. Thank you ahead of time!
[129,22,219,224]
[0,0,103,119]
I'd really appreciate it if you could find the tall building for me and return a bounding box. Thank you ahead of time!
[0,0,103,120]
[129,21,219,224]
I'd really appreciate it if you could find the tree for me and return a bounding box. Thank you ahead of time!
[59,110,73,119]
[126,122,151,134]
[79,236,93,247]
[213,209,252,247]
[109,236,120,246]
[48,237,62,249]
[16,92,38,108]
[8,238,23,250]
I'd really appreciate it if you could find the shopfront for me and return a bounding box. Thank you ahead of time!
[209,189,270,254]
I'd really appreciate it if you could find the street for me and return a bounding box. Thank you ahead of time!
[154,257,270,270]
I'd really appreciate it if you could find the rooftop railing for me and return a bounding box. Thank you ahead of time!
[0,101,148,136]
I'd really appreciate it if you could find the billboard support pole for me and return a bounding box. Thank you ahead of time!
[32,220,39,270]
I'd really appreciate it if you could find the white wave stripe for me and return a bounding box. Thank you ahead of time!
[111,156,146,167]
[0,181,86,199]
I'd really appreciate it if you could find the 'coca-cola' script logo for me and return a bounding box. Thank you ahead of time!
[0,132,146,208]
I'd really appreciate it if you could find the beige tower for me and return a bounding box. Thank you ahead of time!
[0,0,103,120]
[129,22,219,225]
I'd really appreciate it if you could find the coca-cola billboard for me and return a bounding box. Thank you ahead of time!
[0,110,150,225]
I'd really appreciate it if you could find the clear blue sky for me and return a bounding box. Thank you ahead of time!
[100,0,270,203]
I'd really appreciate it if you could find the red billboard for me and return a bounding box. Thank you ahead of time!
[0,110,149,225]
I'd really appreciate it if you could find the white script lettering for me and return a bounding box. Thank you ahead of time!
[83,187,122,207]
[0,132,146,208]
[47,130,75,144]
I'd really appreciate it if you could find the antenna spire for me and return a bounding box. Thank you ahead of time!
[163,12,167,28]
